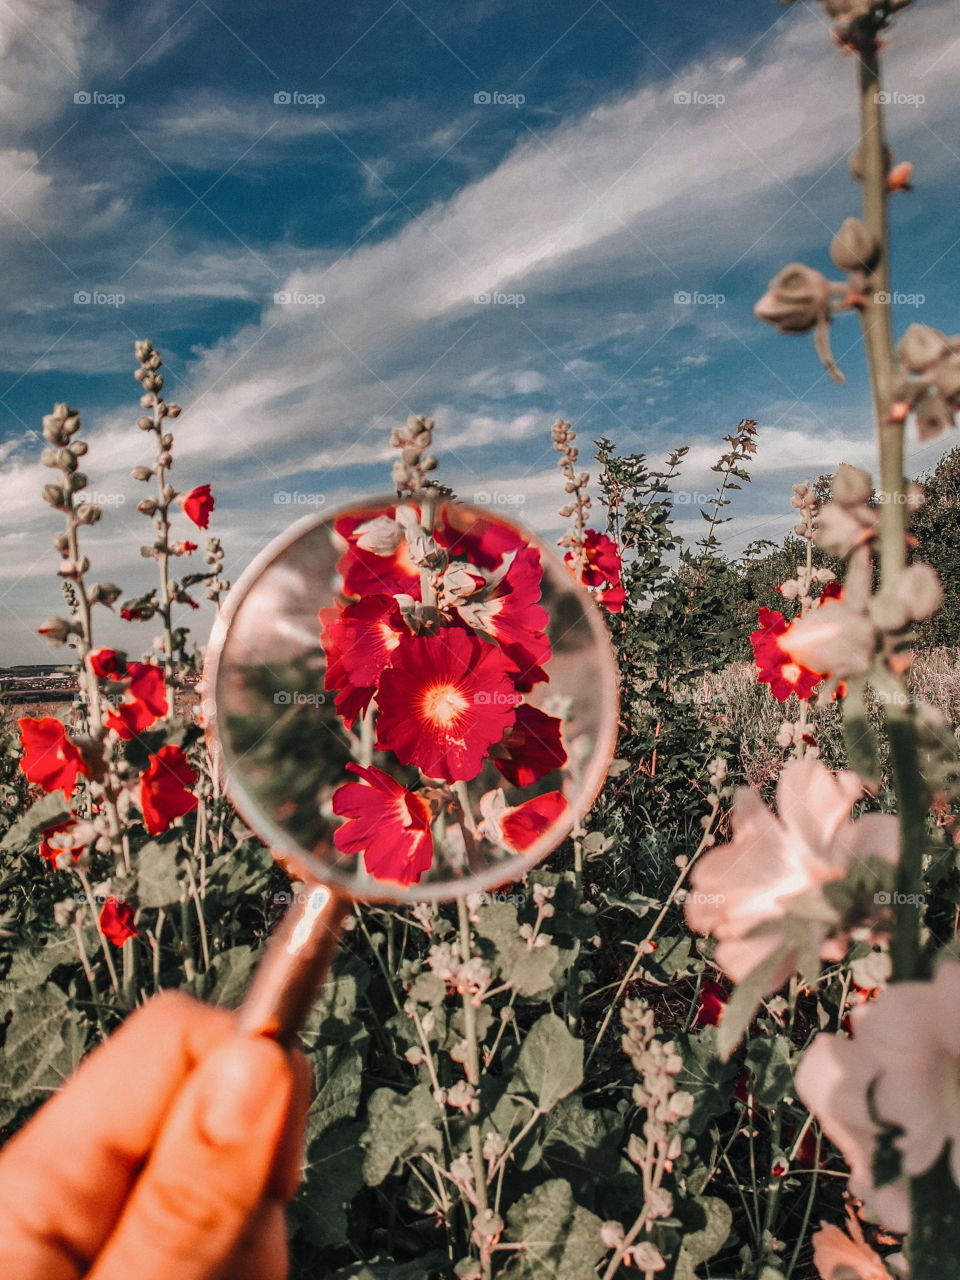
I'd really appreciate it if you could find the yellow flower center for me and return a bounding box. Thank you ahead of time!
[421,682,469,727]
[781,662,803,684]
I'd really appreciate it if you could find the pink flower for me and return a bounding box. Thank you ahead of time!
[797,962,960,1236]
[685,757,899,993]
[181,484,215,530]
[811,1214,892,1280]
[332,763,434,885]
[492,703,567,788]
[104,662,168,740]
[375,630,519,782]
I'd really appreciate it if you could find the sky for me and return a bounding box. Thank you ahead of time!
[1,0,958,664]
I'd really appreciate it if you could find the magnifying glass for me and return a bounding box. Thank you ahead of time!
[202,493,619,1043]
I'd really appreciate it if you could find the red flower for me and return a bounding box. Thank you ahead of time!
[493,703,567,788]
[332,763,434,886]
[139,745,199,835]
[324,595,407,687]
[88,648,126,679]
[376,630,519,781]
[500,790,568,852]
[335,509,422,599]
[456,547,551,691]
[181,484,215,530]
[435,508,527,570]
[171,541,198,555]
[17,717,87,798]
[99,898,138,947]
[565,530,625,612]
[104,662,168,740]
[38,820,87,868]
[750,607,824,701]
[694,978,727,1027]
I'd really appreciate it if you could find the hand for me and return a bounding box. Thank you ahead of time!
[0,991,311,1280]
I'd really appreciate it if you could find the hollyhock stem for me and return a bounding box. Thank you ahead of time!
[75,868,120,996]
[456,897,492,1279]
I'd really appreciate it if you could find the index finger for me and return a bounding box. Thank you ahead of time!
[0,991,234,1280]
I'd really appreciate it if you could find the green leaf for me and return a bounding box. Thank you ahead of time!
[136,839,183,907]
[294,1119,365,1250]
[716,940,790,1061]
[502,1179,605,1277]
[205,945,257,1008]
[0,793,70,853]
[744,1035,796,1108]
[328,1256,448,1280]
[676,1027,738,1137]
[676,1195,733,1269]
[510,1013,583,1114]
[474,900,565,998]
[0,982,86,1109]
[361,1084,441,1186]
[305,1044,363,1142]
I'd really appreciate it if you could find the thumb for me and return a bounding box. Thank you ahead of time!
[90,1035,295,1280]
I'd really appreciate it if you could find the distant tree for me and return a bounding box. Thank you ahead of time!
[912,445,960,647]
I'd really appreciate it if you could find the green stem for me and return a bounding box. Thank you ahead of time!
[456,898,492,1280]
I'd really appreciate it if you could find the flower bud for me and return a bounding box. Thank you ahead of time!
[131,466,153,481]
[914,389,953,442]
[37,616,75,644]
[898,324,950,375]
[53,898,79,928]
[754,262,833,334]
[42,483,66,508]
[90,582,123,606]
[138,497,158,516]
[75,504,102,525]
[157,451,173,468]
[160,433,173,448]
[831,462,872,506]
[68,440,88,457]
[56,447,77,472]
[52,533,69,553]
[62,414,80,436]
[162,484,176,504]
[137,416,154,430]
[66,470,87,493]
[166,403,182,418]
[140,393,156,408]
[830,217,879,271]
[41,447,58,467]
[900,562,943,621]
[42,418,67,445]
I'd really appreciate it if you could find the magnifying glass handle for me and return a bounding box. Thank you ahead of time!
[237,883,351,1046]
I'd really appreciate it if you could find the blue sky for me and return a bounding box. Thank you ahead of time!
[1,0,958,662]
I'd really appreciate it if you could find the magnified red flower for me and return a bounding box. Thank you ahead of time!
[104,662,168,740]
[456,547,551,691]
[327,594,407,686]
[750,607,824,701]
[493,703,567,788]
[139,744,199,835]
[436,509,527,570]
[17,716,87,798]
[181,484,215,530]
[88,648,126,679]
[335,509,422,599]
[376,629,519,781]
[500,790,568,852]
[332,762,434,886]
[99,897,138,947]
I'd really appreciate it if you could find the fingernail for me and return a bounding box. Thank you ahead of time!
[198,1037,287,1147]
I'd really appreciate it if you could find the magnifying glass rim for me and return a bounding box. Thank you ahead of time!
[201,492,620,905]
